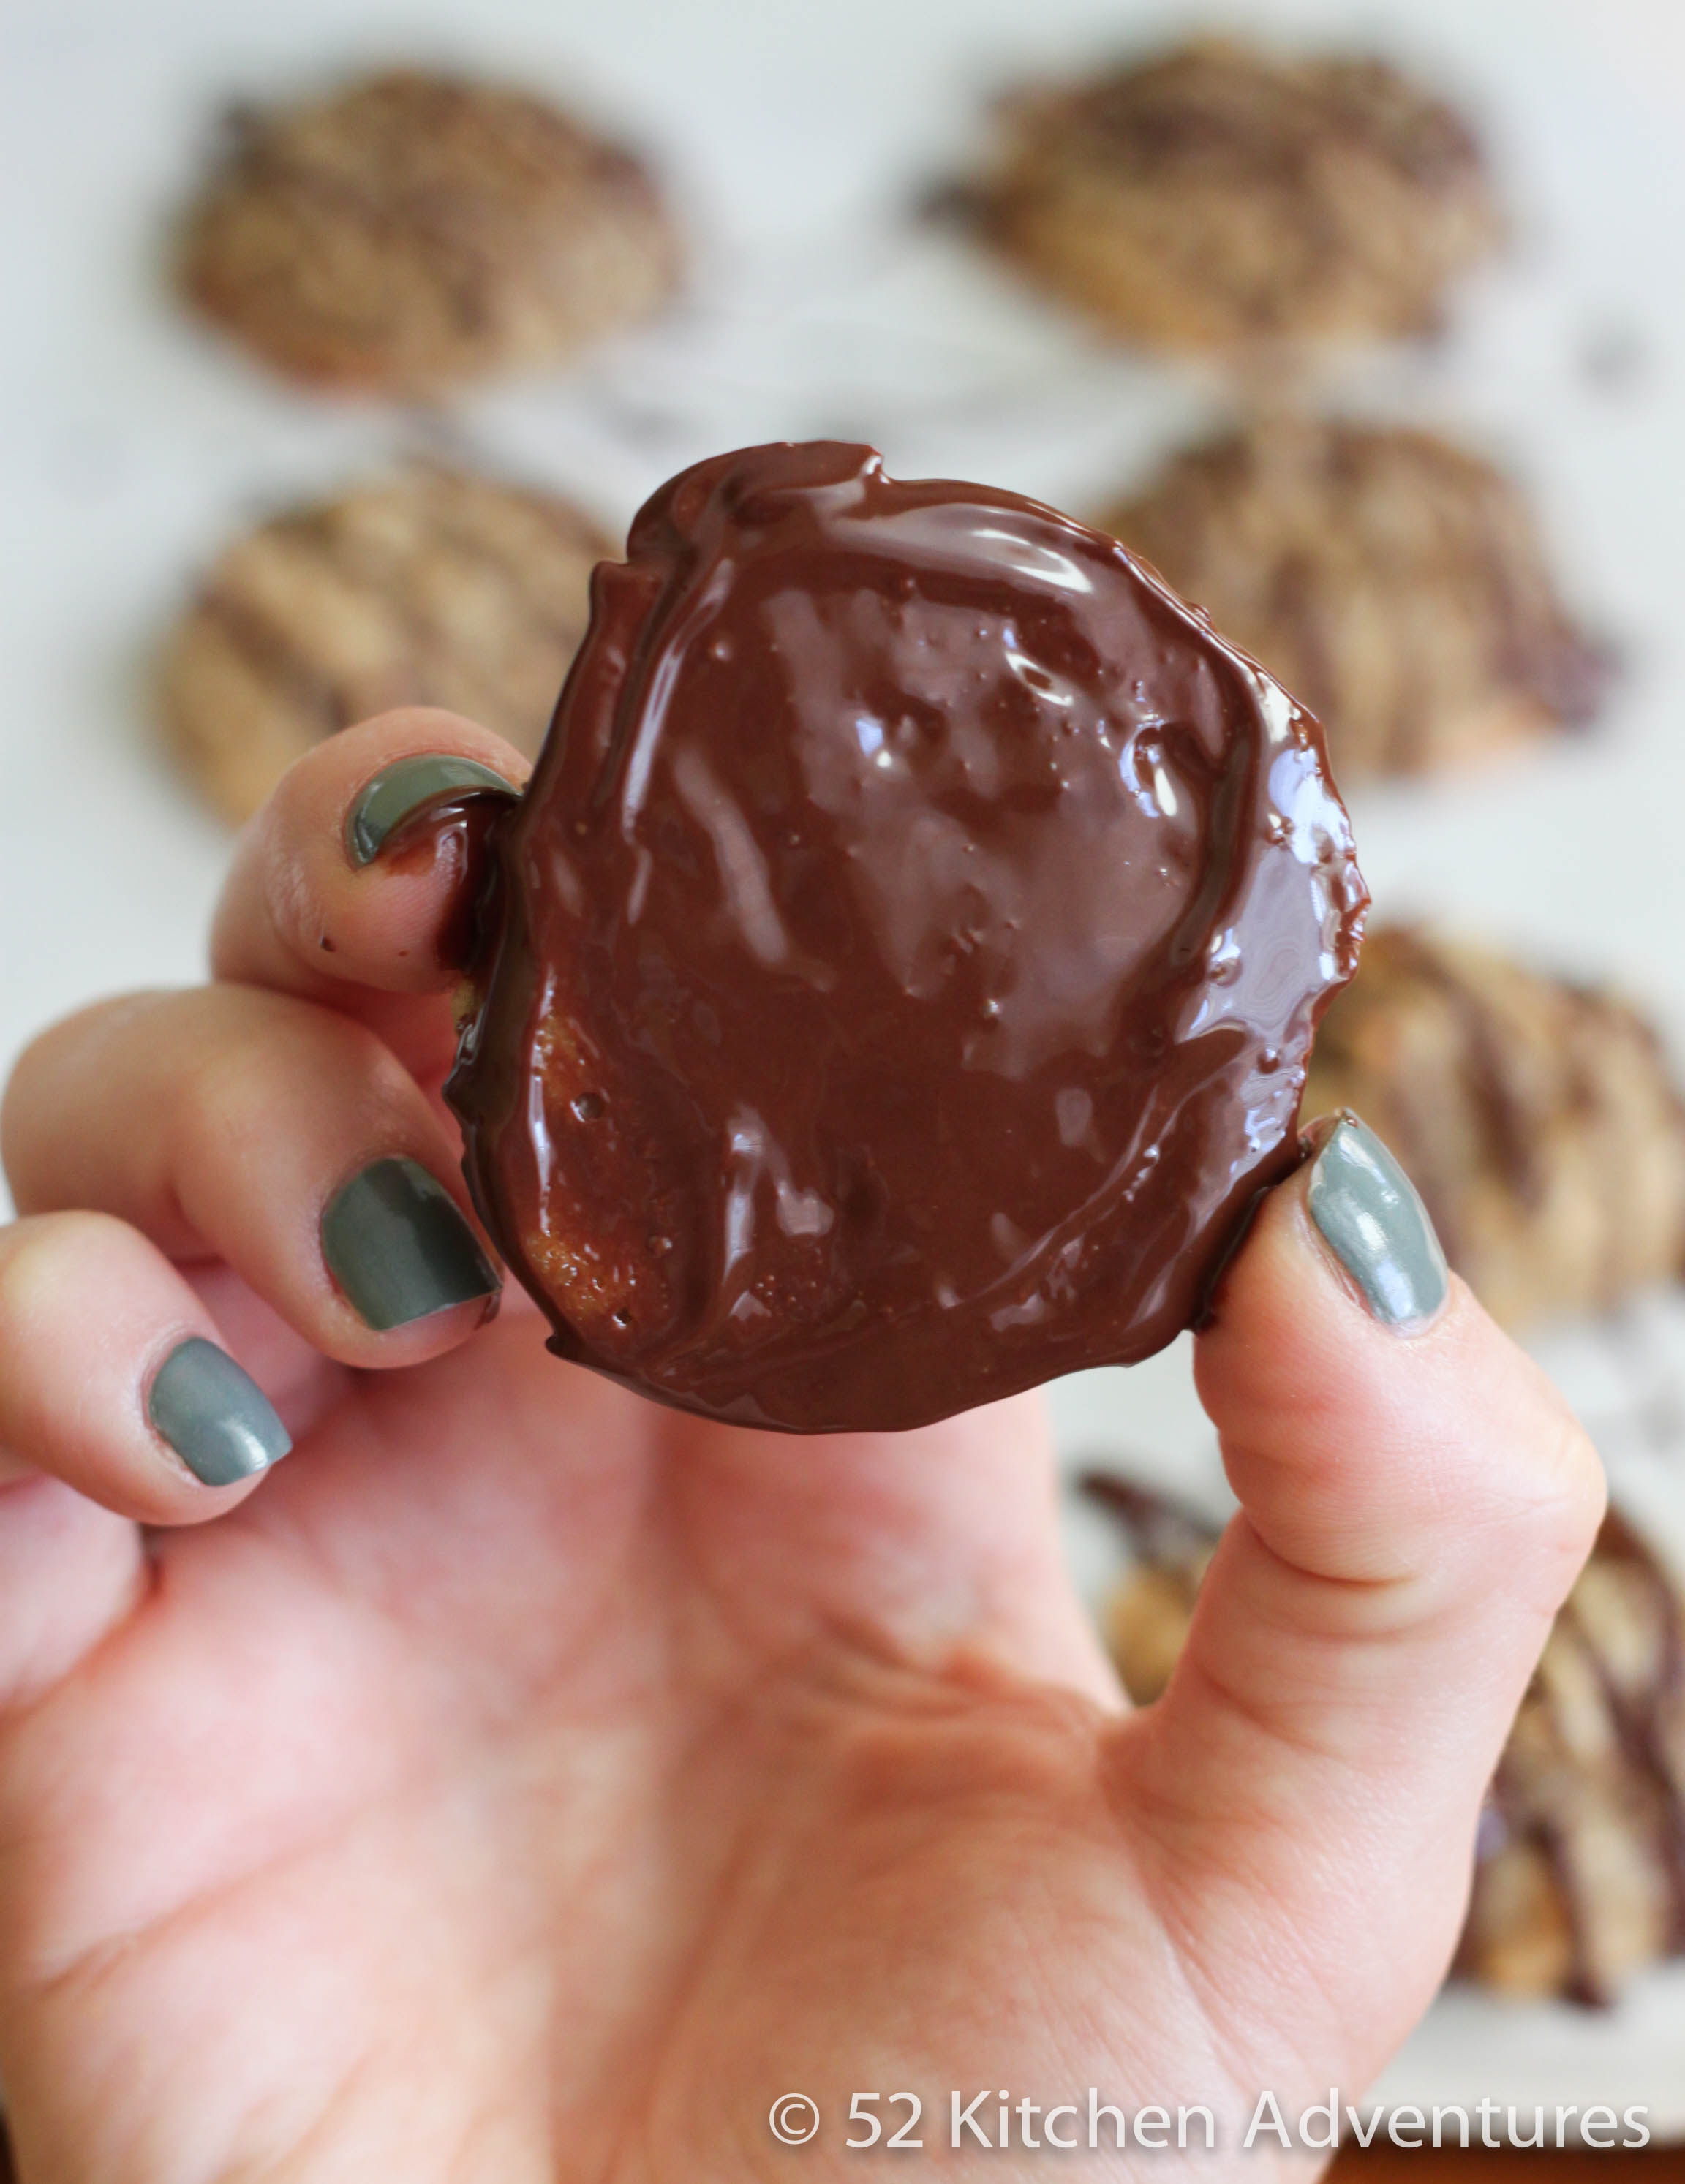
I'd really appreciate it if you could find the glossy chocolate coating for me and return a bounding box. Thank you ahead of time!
[446,443,1366,1431]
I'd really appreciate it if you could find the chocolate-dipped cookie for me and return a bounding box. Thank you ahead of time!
[160,465,610,823]
[445,442,1365,1432]
[1303,928,1685,1330]
[1085,1479,1685,2006]
[1106,418,1607,778]
[959,38,1501,354]
[176,69,679,396]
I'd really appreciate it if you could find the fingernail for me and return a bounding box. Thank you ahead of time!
[346,755,517,868]
[322,1157,500,1330]
[148,1337,292,1487]
[1305,1113,1449,1330]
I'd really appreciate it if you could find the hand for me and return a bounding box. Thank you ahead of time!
[0,711,1602,2181]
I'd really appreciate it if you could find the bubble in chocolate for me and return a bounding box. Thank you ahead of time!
[447,442,1366,1431]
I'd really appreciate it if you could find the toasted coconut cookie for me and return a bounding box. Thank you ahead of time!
[1303,928,1685,1331]
[176,69,679,396]
[1086,1479,1685,2006]
[1106,417,1607,778]
[160,465,610,821]
[963,38,1501,352]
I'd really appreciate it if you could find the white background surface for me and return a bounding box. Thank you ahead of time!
[6,0,1685,2134]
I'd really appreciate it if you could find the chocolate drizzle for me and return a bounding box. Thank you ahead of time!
[447,442,1365,1432]
[1080,1470,1222,1568]
[1070,44,1485,195]
[1480,1511,1685,2006]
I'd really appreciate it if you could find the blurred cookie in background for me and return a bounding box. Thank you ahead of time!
[1303,926,1685,1332]
[1080,1475,1215,1707]
[1460,1510,1685,2006]
[176,69,680,397]
[1104,417,1607,779]
[1083,1478,1685,2007]
[159,464,610,822]
[958,39,1501,355]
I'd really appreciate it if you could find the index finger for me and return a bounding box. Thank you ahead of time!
[209,709,529,1076]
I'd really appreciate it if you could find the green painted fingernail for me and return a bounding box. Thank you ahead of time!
[322,1157,499,1330]
[346,755,517,868]
[148,1337,291,1487]
[1306,1114,1449,1330]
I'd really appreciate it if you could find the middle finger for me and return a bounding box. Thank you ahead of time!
[2,984,501,1369]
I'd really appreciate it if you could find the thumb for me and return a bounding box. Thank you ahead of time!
[1120,1112,1605,2085]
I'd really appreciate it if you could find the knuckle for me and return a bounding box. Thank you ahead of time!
[0,1211,126,1333]
[2,995,165,1192]
[1529,1407,1607,1556]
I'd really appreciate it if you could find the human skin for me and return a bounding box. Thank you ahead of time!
[0,710,1602,2180]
